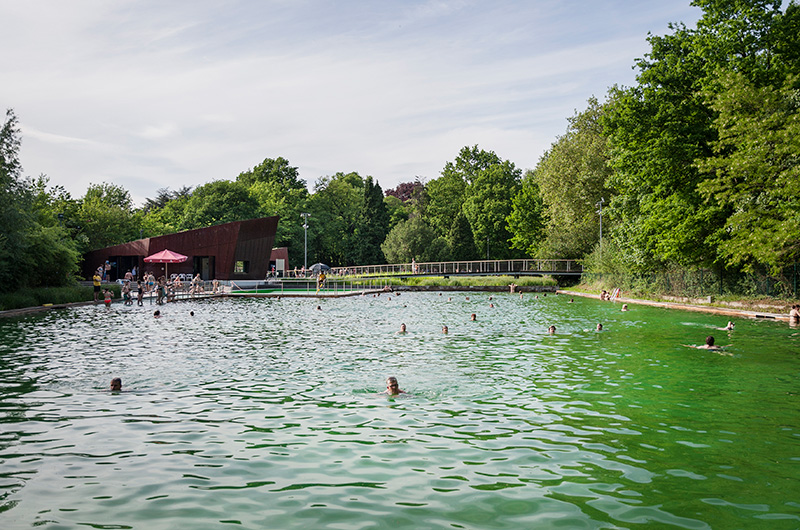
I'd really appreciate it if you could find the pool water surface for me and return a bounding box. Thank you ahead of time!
[0,292,798,529]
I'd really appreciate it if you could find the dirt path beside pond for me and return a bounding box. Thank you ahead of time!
[558,289,791,322]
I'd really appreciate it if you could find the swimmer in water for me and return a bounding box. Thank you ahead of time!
[153,310,161,318]
[596,323,603,331]
[397,323,407,334]
[719,321,734,331]
[470,313,477,321]
[442,325,448,334]
[110,378,122,391]
[548,325,556,334]
[685,335,722,351]
[383,376,405,395]
[621,304,629,311]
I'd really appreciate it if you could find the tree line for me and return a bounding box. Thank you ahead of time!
[2,0,798,294]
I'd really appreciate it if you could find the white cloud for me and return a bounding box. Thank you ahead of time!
[1,0,701,206]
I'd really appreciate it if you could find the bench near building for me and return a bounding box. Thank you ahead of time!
[82,217,281,282]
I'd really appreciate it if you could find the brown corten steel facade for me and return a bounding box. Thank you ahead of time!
[82,217,279,282]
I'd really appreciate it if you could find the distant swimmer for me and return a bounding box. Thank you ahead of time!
[596,323,603,331]
[397,323,407,334]
[470,313,477,321]
[621,304,629,311]
[685,335,723,351]
[110,378,122,391]
[153,310,161,318]
[383,376,405,395]
[489,303,494,308]
[719,321,734,331]
[548,325,556,334]
[442,325,448,334]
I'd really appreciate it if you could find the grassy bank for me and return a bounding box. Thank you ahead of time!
[0,284,121,312]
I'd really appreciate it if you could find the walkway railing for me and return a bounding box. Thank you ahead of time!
[328,259,582,277]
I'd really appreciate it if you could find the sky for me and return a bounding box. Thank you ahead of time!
[2,0,702,207]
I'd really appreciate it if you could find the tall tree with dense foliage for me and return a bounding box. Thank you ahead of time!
[353,176,390,265]
[697,71,800,275]
[507,170,546,258]
[603,0,797,272]
[76,182,139,252]
[239,157,310,265]
[308,172,364,266]
[0,110,79,289]
[532,99,610,258]
[181,180,263,230]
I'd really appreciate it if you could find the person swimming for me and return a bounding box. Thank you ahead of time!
[383,376,405,395]
[686,335,722,350]
[110,378,122,391]
[442,325,448,334]
[397,323,407,334]
[548,325,556,334]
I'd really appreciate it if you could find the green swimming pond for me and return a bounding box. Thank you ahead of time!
[0,292,798,529]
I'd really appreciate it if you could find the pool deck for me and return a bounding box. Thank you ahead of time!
[558,290,791,322]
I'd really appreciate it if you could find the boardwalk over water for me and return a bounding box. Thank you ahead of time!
[328,259,582,278]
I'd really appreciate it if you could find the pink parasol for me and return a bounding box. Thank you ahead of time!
[144,249,188,278]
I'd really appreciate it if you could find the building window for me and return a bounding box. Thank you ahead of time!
[234,260,249,274]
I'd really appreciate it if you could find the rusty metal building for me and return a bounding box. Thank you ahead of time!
[82,217,279,281]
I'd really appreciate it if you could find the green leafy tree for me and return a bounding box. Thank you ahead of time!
[240,158,310,266]
[181,180,263,230]
[533,99,610,258]
[76,182,138,252]
[604,0,797,272]
[507,170,546,257]
[384,195,410,231]
[307,172,364,266]
[697,71,800,274]
[461,159,522,260]
[0,111,80,288]
[353,176,390,265]
[381,216,441,263]
[447,211,477,260]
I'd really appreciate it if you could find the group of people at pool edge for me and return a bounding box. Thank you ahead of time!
[93,266,218,306]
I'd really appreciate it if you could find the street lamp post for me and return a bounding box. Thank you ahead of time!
[596,197,605,259]
[301,212,311,274]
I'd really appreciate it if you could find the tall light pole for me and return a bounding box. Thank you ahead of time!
[596,197,605,259]
[301,212,311,273]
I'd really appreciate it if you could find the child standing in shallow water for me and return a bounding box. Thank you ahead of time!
[136,281,144,306]
[103,289,113,308]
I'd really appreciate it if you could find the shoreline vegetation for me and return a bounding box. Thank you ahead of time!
[1,275,793,321]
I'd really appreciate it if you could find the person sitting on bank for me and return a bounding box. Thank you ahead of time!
[383,376,405,395]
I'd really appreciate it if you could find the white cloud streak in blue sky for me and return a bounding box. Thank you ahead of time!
[1,0,701,205]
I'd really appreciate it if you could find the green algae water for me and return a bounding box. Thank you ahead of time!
[1,292,798,529]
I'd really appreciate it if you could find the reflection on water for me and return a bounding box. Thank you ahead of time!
[1,293,799,529]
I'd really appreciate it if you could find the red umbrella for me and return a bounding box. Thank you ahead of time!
[144,249,188,279]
